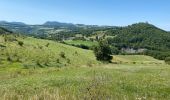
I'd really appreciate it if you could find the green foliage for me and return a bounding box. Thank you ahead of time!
[93,40,112,62]
[18,41,24,46]
[107,23,170,51]
[144,50,170,60]
[59,52,66,58]
[106,23,170,61]
[110,46,120,54]
[165,57,170,65]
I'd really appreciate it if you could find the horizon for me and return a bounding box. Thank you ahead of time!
[1,20,169,32]
[0,0,170,31]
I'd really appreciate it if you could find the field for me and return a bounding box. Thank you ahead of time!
[0,53,170,99]
[112,55,164,64]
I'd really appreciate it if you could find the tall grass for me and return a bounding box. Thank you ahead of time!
[0,64,170,100]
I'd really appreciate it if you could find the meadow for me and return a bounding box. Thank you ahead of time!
[0,56,170,100]
[0,35,170,100]
[0,35,98,68]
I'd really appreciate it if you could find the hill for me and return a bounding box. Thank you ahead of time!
[106,23,170,60]
[107,23,170,50]
[0,31,98,69]
[0,21,32,34]
[43,21,76,28]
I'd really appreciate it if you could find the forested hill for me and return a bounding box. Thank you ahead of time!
[107,23,170,51]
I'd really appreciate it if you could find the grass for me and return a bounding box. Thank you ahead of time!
[0,35,170,99]
[0,35,98,68]
[0,63,170,100]
[64,40,98,47]
[112,55,164,64]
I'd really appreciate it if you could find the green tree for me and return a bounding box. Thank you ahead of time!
[93,40,112,62]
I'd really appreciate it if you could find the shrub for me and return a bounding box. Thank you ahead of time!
[165,57,170,65]
[60,52,66,58]
[56,59,60,63]
[7,56,12,62]
[36,61,44,68]
[45,43,50,47]
[18,41,24,46]
[75,51,78,55]
[39,46,43,49]
[67,58,71,64]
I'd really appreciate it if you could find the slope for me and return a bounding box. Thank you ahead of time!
[107,23,170,51]
[0,33,98,69]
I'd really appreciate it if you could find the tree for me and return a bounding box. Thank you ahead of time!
[93,40,112,62]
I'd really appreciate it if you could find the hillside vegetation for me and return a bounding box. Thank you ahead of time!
[107,23,170,50]
[0,34,98,69]
[106,23,170,60]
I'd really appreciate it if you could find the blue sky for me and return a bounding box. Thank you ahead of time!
[0,0,170,30]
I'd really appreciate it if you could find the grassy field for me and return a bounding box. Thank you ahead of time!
[64,40,98,47]
[0,54,170,99]
[112,55,165,64]
[0,35,170,100]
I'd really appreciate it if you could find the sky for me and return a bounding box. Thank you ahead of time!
[0,0,170,31]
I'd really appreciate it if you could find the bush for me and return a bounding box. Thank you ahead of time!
[45,43,50,47]
[60,52,66,58]
[7,56,13,62]
[165,57,170,65]
[18,41,24,46]
[67,58,71,64]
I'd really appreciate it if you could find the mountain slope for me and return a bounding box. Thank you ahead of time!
[106,23,170,60]
[107,23,170,51]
